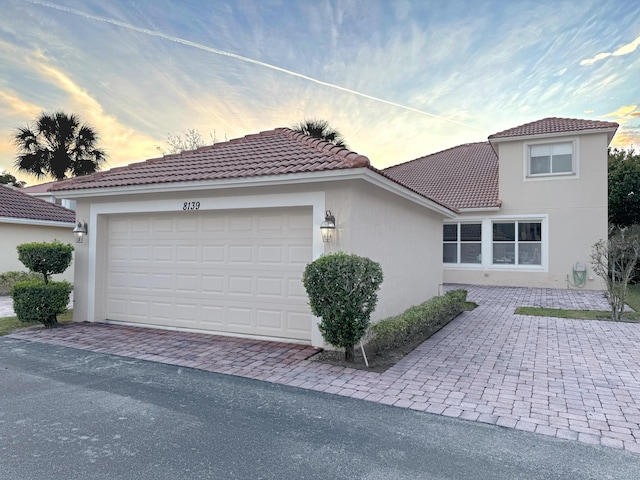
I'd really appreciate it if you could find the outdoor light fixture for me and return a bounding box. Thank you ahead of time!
[73,221,88,244]
[320,210,336,243]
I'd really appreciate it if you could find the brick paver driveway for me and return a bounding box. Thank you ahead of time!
[8,285,640,452]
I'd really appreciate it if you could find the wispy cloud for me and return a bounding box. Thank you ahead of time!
[24,0,481,132]
[580,34,640,66]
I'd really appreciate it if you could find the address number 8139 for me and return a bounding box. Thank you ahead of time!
[182,201,201,210]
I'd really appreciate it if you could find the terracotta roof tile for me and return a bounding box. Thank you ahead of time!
[383,142,499,210]
[0,185,76,223]
[51,128,372,191]
[488,117,618,140]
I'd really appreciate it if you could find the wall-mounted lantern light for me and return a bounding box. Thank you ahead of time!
[320,210,336,243]
[73,221,88,244]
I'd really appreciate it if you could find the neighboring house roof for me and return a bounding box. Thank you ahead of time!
[383,142,500,210]
[488,117,619,141]
[21,177,78,194]
[51,128,372,192]
[0,185,75,224]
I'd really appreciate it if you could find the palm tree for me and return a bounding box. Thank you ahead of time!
[291,118,347,147]
[14,111,107,181]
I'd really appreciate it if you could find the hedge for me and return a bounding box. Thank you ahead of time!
[366,289,467,355]
[0,271,43,296]
[11,279,72,328]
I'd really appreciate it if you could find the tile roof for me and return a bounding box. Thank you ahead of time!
[0,185,76,223]
[21,178,77,193]
[383,142,499,210]
[488,117,619,140]
[51,128,372,192]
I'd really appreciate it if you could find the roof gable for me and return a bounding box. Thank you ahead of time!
[0,185,76,223]
[383,142,499,210]
[51,128,371,192]
[488,117,618,141]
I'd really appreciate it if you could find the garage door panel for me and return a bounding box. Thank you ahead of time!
[106,207,313,341]
[229,245,253,263]
[202,245,224,263]
[257,277,282,296]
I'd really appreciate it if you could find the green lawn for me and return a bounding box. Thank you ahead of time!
[515,284,640,322]
[0,309,73,336]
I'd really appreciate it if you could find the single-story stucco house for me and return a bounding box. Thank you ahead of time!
[0,184,76,283]
[48,117,617,347]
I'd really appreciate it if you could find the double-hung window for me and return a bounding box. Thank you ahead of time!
[443,223,481,264]
[492,221,542,265]
[529,142,573,176]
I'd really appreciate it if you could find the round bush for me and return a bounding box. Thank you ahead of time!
[303,252,383,361]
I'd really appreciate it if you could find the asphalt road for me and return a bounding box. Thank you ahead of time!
[1,338,639,480]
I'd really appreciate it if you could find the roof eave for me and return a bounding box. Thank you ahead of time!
[488,127,619,145]
[52,169,458,218]
[0,217,76,227]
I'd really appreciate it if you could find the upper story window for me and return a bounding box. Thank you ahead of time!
[443,223,482,264]
[528,142,573,176]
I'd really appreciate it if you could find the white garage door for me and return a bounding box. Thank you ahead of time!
[105,207,313,341]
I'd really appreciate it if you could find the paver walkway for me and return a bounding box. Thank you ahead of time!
[7,285,640,452]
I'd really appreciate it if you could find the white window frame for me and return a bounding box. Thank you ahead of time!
[443,222,482,265]
[523,138,579,181]
[443,215,548,272]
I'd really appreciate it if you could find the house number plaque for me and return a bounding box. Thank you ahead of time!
[182,201,201,210]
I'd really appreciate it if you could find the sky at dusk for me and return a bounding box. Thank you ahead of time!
[1,0,639,186]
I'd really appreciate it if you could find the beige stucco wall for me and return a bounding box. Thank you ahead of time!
[70,178,447,342]
[324,181,443,321]
[444,132,609,289]
[0,223,75,283]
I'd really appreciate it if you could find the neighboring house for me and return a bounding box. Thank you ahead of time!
[384,117,618,289]
[50,117,617,347]
[0,185,76,283]
[21,178,77,210]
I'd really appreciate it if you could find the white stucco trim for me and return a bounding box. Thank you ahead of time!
[85,191,327,347]
[0,217,75,228]
[521,136,580,182]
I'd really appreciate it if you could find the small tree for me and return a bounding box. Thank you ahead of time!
[12,240,74,327]
[591,226,640,321]
[303,252,383,361]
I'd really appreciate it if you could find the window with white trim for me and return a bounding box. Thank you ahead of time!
[492,221,541,265]
[528,142,573,176]
[443,223,482,264]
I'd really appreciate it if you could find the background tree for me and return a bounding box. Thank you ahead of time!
[13,111,107,181]
[156,128,221,155]
[0,171,25,188]
[292,118,347,147]
[608,148,640,227]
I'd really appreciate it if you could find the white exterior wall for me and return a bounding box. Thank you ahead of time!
[0,223,75,283]
[444,132,609,289]
[71,178,447,346]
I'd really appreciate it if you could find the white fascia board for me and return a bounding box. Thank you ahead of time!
[52,169,458,218]
[0,217,75,228]
[489,127,618,144]
[458,206,501,213]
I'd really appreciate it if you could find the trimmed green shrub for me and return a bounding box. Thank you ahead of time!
[367,289,467,355]
[0,271,43,296]
[11,279,72,328]
[16,240,73,284]
[303,252,383,362]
